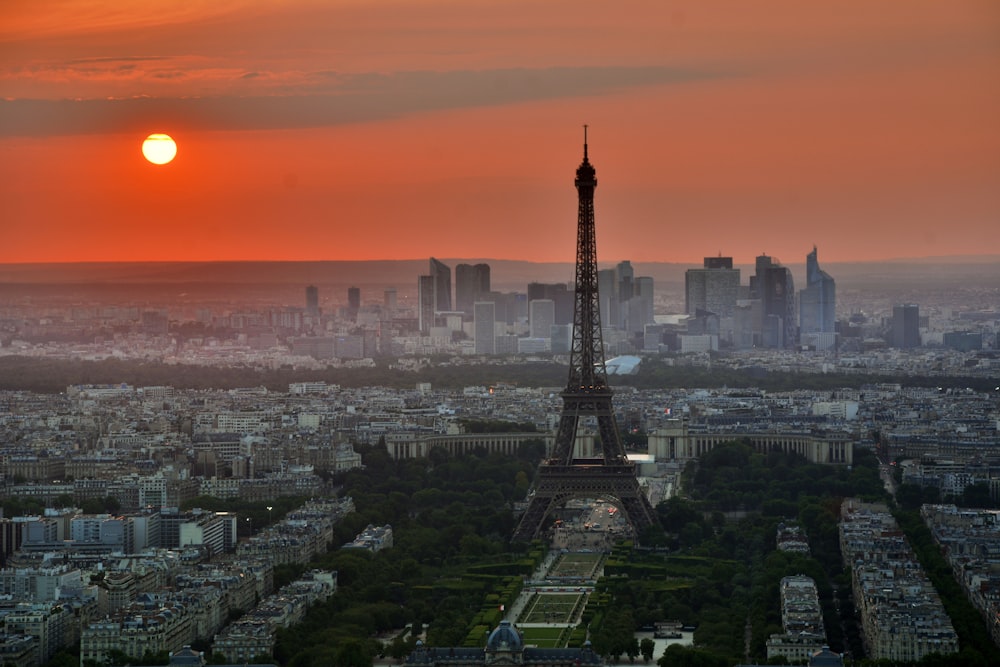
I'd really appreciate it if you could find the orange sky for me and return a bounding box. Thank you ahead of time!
[2,0,999,264]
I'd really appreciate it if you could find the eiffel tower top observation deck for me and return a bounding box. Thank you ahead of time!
[512,130,658,542]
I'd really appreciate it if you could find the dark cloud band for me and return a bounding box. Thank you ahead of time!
[0,65,723,137]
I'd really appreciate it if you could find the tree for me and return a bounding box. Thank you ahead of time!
[626,636,640,663]
[640,637,655,663]
[334,638,376,667]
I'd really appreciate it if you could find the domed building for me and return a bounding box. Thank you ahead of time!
[406,620,602,667]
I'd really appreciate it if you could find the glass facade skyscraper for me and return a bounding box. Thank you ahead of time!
[799,246,836,335]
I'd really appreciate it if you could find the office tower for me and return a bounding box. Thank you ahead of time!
[634,276,654,326]
[529,299,555,339]
[755,255,796,348]
[474,301,496,354]
[551,324,572,354]
[513,131,656,541]
[616,260,634,305]
[597,269,617,331]
[455,263,491,316]
[685,256,740,318]
[383,288,397,311]
[417,275,435,333]
[347,286,360,319]
[305,285,319,317]
[892,304,920,349]
[527,282,573,325]
[596,261,653,333]
[943,331,982,352]
[799,246,836,334]
[417,258,452,332]
[429,257,452,312]
[486,291,525,325]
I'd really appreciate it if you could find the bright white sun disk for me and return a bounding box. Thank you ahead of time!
[142,133,177,165]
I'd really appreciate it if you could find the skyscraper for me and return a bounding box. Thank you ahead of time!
[529,299,555,340]
[429,257,452,312]
[418,258,452,332]
[616,260,634,306]
[417,275,435,333]
[455,263,491,317]
[473,301,496,354]
[892,304,920,349]
[527,282,573,325]
[685,256,740,318]
[597,269,617,331]
[383,288,397,312]
[799,246,836,335]
[305,285,319,317]
[634,276,654,326]
[756,255,796,348]
[347,286,361,320]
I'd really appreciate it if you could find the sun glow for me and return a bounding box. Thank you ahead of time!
[142,133,177,165]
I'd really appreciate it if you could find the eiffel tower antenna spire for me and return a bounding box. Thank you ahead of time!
[512,131,658,543]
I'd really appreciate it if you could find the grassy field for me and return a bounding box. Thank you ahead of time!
[520,626,568,648]
[519,592,585,624]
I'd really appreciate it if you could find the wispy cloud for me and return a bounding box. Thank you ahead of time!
[0,65,725,137]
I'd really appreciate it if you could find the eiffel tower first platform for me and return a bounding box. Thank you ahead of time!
[512,130,659,543]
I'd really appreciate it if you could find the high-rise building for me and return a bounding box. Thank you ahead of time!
[756,255,796,348]
[616,260,635,305]
[597,269,617,331]
[799,246,836,335]
[383,288,397,312]
[417,275,435,333]
[455,263,491,316]
[892,304,920,349]
[634,276,654,326]
[417,258,452,332]
[473,301,496,355]
[305,285,319,317]
[347,286,361,320]
[527,282,573,325]
[596,261,653,333]
[429,257,452,312]
[529,299,555,340]
[685,256,740,318]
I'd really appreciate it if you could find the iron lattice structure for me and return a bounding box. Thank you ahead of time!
[512,132,658,542]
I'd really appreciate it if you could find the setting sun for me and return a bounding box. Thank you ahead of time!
[141,133,177,165]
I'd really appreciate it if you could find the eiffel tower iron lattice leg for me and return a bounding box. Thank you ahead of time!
[512,129,659,543]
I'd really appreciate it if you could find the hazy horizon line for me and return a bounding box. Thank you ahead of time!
[2,253,1000,268]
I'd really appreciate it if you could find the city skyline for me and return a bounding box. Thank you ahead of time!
[2,1,999,265]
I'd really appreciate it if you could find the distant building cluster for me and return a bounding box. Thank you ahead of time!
[2,248,997,369]
[414,257,654,356]
[839,500,958,662]
[685,250,828,351]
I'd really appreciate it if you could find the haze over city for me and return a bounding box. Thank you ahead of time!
[4,5,1000,667]
[2,1,999,265]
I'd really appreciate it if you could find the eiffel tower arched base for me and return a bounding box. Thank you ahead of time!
[512,462,657,543]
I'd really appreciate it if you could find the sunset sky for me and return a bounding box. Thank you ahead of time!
[2,0,999,265]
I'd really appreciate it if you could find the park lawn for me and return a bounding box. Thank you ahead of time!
[521,626,568,648]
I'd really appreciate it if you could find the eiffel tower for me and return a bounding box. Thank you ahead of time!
[512,129,658,542]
